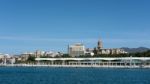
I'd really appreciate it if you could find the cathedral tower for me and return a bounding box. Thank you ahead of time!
[97,39,103,49]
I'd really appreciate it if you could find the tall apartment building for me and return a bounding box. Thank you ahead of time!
[68,43,85,57]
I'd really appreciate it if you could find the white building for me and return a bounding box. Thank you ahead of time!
[0,53,15,64]
[85,48,94,56]
[98,48,127,54]
[0,53,4,59]
[44,51,61,57]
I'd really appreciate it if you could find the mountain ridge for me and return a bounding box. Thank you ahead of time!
[121,47,150,53]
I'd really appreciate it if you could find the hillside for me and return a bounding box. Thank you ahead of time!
[121,47,150,53]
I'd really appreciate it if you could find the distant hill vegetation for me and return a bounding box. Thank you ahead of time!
[121,47,150,53]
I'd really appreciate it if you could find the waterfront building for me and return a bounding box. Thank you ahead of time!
[20,50,63,61]
[95,39,127,55]
[97,48,127,54]
[44,51,62,57]
[35,57,150,68]
[85,48,94,56]
[0,53,15,64]
[0,53,5,64]
[68,43,86,57]
[21,52,34,61]
[35,50,45,57]
[0,53,4,59]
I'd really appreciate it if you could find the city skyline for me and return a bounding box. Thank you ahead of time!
[0,0,150,54]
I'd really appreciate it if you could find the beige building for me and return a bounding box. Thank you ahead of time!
[68,43,85,57]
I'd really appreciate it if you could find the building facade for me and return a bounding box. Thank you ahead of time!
[68,43,85,57]
[96,39,127,55]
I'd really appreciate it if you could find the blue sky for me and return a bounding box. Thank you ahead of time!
[0,0,150,54]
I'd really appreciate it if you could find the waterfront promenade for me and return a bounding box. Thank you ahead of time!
[1,57,150,68]
[1,63,150,68]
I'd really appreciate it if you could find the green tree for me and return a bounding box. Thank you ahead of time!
[93,47,97,55]
[27,56,35,62]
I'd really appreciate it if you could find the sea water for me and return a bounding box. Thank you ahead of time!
[0,67,150,84]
